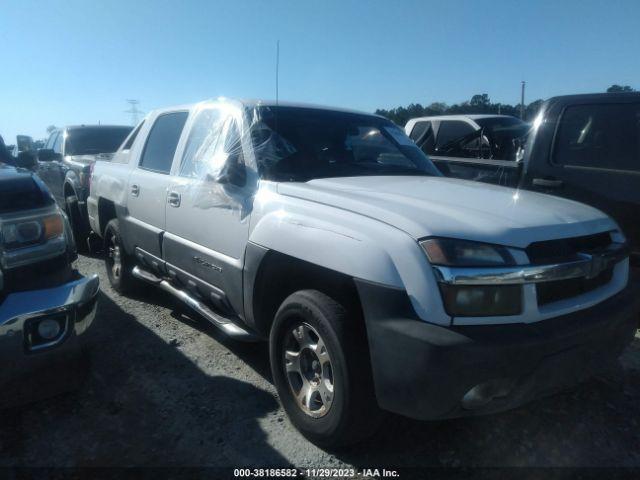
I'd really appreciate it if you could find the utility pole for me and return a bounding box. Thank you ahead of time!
[125,99,142,125]
[520,81,526,119]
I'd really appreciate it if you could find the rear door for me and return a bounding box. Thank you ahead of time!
[125,111,189,262]
[525,101,640,256]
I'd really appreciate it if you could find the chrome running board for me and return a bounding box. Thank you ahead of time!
[132,266,258,341]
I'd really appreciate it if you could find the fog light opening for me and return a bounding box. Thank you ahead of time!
[461,379,513,410]
[37,318,62,340]
[26,314,68,351]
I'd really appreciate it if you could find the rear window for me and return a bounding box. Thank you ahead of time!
[65,126,133,156]
[553,103,640,172]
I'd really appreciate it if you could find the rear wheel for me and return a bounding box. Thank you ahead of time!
[269,290,382,447]
[104,219,137,294]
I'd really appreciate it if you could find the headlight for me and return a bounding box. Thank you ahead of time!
[1,211,64,250]
[421,238,523,316]
[420,237,517,267]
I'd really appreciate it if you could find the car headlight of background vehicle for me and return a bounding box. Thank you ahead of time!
[420,238,524,317]
[0,211,65,250]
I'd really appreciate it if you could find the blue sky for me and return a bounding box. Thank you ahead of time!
[1,0,639,142]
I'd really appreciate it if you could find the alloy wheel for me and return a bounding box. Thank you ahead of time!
[106,232,122,280]
[283,322,334,418]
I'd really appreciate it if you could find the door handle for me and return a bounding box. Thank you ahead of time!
[131,184,140,197]
[167,191,181,207]
[532,178,563,188]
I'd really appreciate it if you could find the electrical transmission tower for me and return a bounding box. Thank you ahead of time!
[125,100,143,125]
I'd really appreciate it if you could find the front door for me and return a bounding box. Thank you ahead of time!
[163,105,252,312]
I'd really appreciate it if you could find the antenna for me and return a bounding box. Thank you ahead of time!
[275,40,280,106]
[125,99,143,125]
[520,81,526,119]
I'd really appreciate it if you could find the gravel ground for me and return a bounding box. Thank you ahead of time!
[1,254,639,471]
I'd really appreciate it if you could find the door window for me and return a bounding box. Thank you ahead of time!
[52,132,63,154]
[409,121,430,141]
[180,108,223,178]
[45,132,58,149]
[435,121,476,152]
[139,111,189,174]
[554,103,640,172]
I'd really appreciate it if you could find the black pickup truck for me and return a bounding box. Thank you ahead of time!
[406,93,640,264]
[22,125,132,249]
[0,139,99,407]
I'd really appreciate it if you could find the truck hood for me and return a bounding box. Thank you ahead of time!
[0,164,52,213]
[277,176,616,248]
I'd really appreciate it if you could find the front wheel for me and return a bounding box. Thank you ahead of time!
[269,290,382,447]
[65,194,89,253]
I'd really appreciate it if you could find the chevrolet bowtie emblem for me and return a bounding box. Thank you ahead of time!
[582,253,606,279]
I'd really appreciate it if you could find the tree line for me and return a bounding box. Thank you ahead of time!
[375,84,636,126]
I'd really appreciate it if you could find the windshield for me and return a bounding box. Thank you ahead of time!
[250,106,440,181]
[64,126,133,155]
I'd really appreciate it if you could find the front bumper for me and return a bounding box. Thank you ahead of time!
[356,275,640,421]
[0,274,99,406]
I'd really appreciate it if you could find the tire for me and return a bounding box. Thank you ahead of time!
[269,290,383,448]
[65,194,89,253]
[103,219,137,294]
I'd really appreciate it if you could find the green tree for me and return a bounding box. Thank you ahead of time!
[525,99,544,120]
[606,84,635,93]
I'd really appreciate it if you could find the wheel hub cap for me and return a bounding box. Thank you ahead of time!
[283,323,334,418]
[107,235,122,279]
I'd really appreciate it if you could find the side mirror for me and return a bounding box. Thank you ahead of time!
[208,158,247,187]
[38,148,60,162]
[16,150,37,169]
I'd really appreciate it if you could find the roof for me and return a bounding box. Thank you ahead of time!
[151,98,381,118]
[548,92,640,102]
[64,124,132,130]
[407,114,517,122]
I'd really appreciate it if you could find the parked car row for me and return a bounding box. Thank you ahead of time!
[11,125,133,249]
[1,92,639,447]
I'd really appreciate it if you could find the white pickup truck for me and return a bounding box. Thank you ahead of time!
[88,98,639,446]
